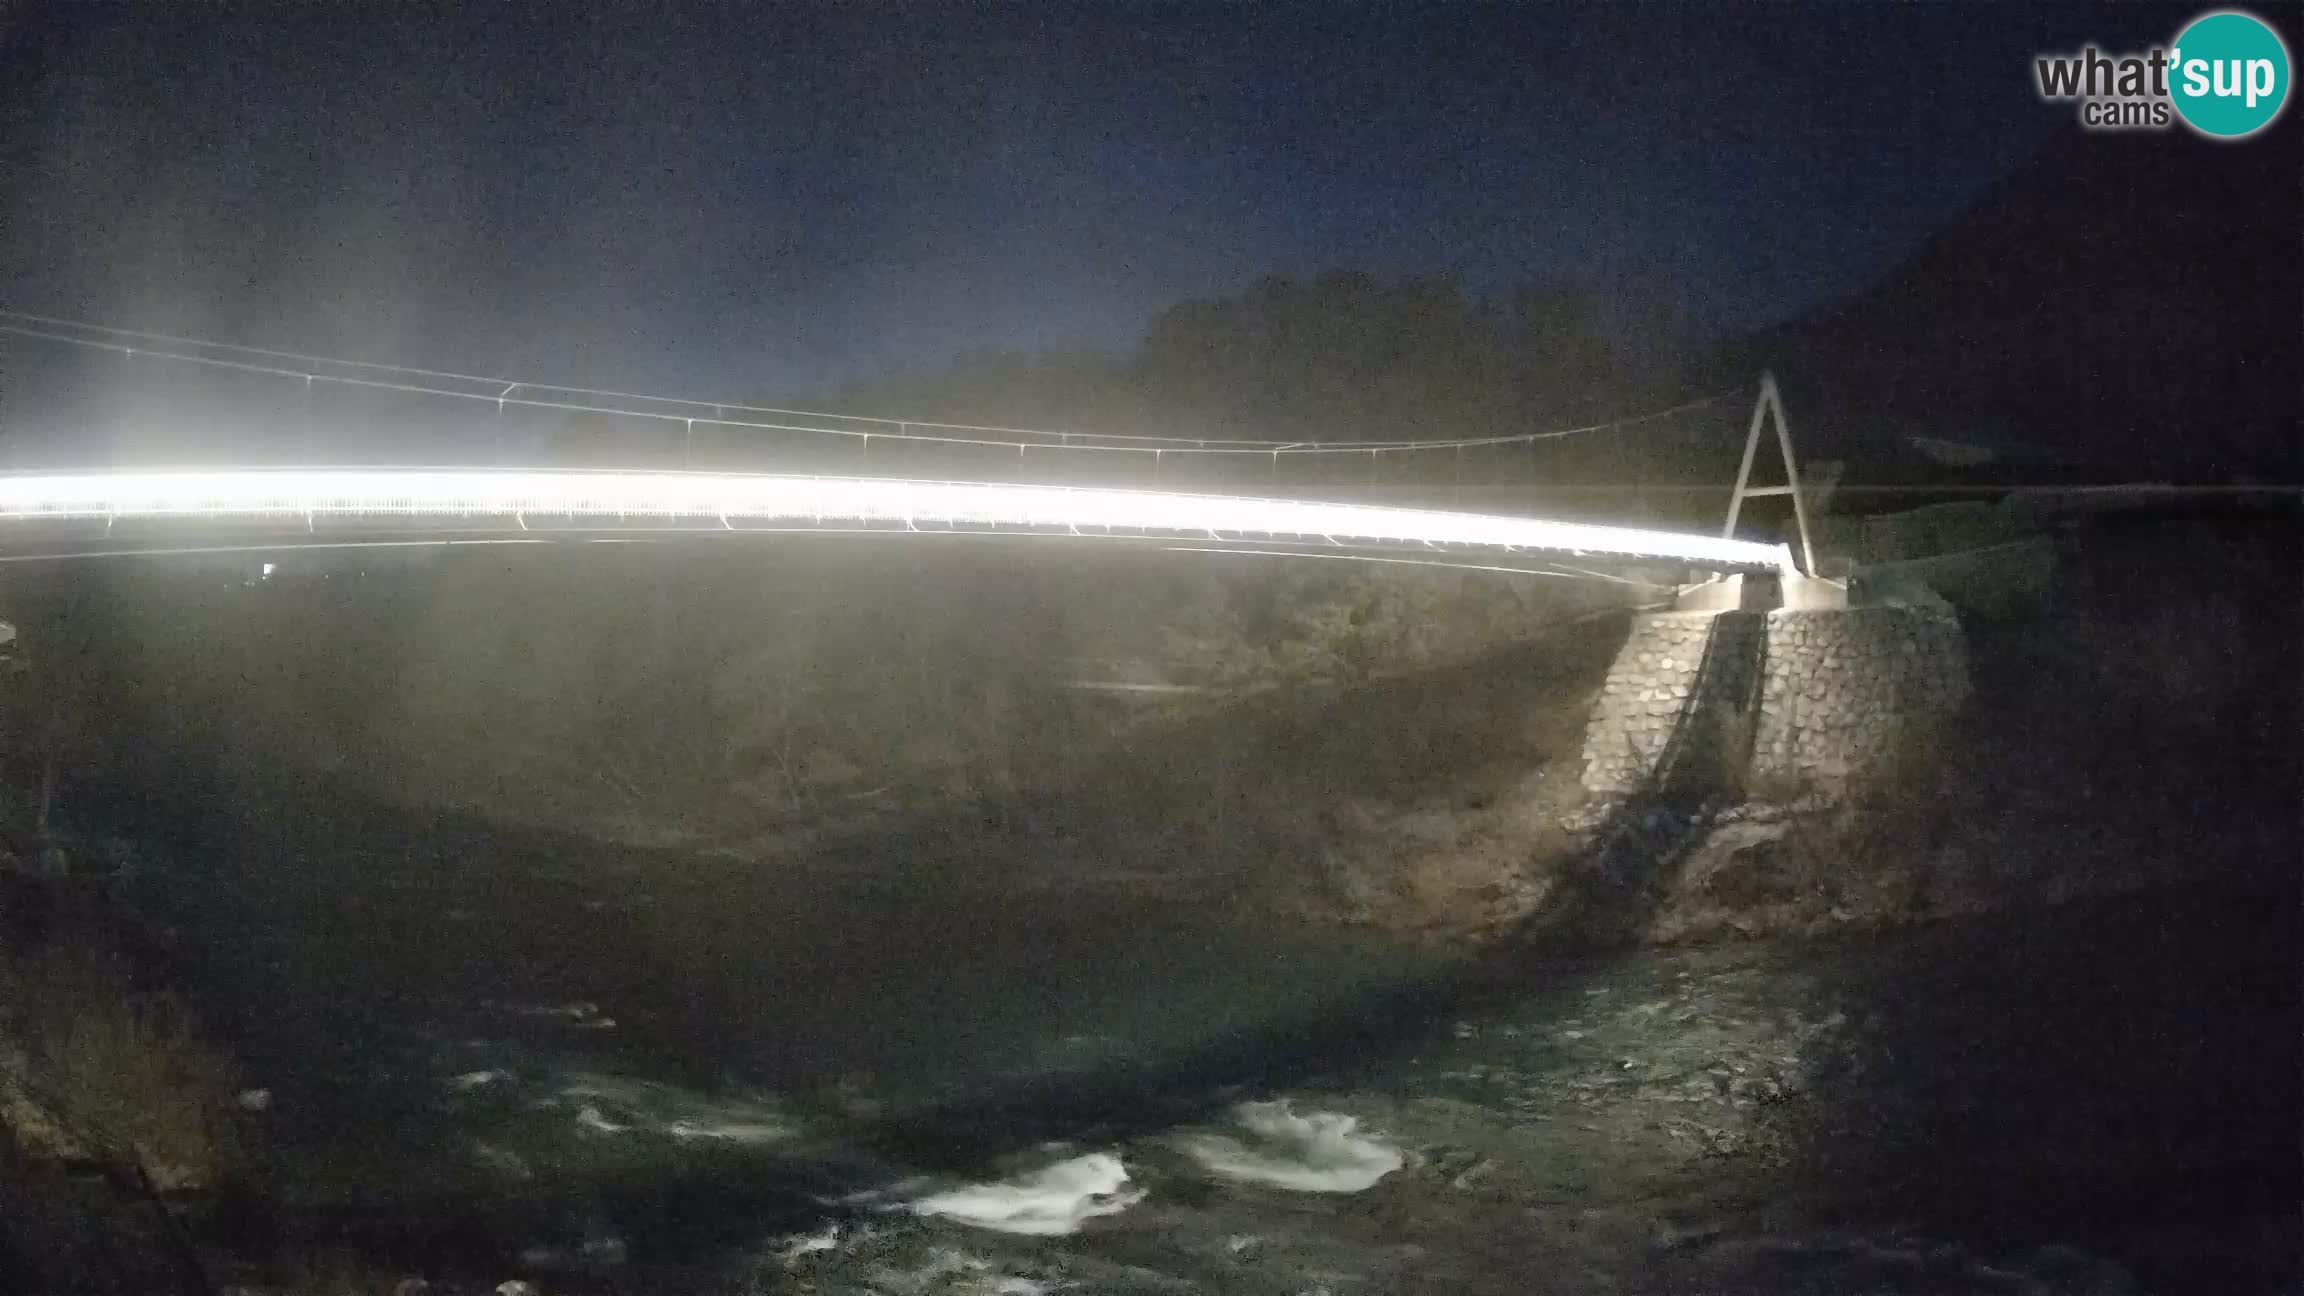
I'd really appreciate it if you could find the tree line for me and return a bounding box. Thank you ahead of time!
[813,269,1704,445]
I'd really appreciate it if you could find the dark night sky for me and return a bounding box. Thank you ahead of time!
[0,3,2217,397]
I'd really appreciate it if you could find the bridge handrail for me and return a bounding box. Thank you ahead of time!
[0,311,1733,459]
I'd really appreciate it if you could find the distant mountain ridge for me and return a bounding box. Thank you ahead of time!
[1724,123,2301,487]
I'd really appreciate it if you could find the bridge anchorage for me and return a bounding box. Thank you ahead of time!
[1588,375,1969,803]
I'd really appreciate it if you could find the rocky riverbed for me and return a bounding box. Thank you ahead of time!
[3,765,2287,1295]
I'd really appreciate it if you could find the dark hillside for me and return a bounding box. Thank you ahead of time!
[1722,124,2302,490]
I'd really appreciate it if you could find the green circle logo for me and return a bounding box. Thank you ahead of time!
[2170,10,2291,137]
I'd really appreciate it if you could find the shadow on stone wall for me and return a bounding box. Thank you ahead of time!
[1518,613,1763,950]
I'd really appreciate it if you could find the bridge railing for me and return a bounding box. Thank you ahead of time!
[0,312,1761,533]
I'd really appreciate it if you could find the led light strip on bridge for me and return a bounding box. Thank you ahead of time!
[0,470,1795,572]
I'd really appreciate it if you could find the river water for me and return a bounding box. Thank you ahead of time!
[87,772,2299,1295]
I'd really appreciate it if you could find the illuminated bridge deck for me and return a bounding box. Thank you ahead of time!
[0,469,1794,573]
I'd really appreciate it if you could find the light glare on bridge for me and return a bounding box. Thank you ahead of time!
[0,470,1794,572]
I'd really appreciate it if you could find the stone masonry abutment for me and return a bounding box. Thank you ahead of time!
[1581,601,1970,799]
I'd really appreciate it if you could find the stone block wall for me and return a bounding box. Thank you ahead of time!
[1581,604,1970,799]
[1580,612,1763,797]
[1750,606,1970,791]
